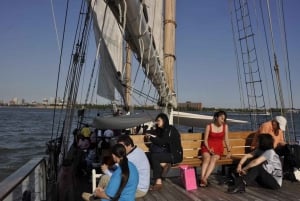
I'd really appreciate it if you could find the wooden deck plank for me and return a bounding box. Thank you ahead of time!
[73,171,300,201]
[136,179,196,201]
[138,174,300,201]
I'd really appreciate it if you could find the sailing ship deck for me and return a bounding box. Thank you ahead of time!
[2,156,300,201]
[136,174,300,201]
[74,170,300,201]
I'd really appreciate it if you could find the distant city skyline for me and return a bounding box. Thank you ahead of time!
[0,96,61,105]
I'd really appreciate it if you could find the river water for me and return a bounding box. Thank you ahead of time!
[0,107,299,182]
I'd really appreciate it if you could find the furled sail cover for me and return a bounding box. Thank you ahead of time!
[93,111,159,130]
[172,111,249,128]
[90,0,124,101]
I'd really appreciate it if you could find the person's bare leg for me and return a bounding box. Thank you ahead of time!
[202,155,220,184]
[200,153,211,186]
[161,163,171,178]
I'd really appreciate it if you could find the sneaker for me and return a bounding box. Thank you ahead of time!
[82,192,92,201]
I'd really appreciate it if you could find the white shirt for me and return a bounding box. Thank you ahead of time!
[128,146,150,192]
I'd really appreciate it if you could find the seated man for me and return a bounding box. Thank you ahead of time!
[251,116,287,155]
[117,135,150,198]
[82,135,150,200]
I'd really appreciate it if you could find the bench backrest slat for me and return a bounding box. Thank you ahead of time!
[130,131,255,165]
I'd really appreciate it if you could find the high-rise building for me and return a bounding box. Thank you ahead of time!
[178,101,202,111]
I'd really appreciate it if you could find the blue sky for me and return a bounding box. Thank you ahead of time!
[0,0,299,108]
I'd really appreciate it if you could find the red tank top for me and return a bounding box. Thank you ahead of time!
[201,123,225,156]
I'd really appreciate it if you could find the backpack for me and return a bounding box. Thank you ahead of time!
[168,126,183,165]
[283,144,300,182]
[285,144,300,169]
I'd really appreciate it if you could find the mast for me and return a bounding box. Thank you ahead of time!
[164,0,177,121]
[164,0,176,95]
[124,43,132,112]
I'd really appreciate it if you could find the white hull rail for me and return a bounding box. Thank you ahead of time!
[0,157,47,201]
[92,169,102,192]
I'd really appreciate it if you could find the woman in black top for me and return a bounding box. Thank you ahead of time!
[146,113,183,191]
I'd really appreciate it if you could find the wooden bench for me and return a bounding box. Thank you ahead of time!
[130,131,255,169]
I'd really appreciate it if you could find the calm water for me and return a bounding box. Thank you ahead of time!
[0,107,299,182]
[0,108,55,181]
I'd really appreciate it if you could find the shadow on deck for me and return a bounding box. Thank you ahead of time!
[63,146,299,201]
[137,174,300,201]
[70,171,300,201]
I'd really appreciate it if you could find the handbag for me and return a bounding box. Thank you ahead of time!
[150,143,168,153]
[179,165,197,190]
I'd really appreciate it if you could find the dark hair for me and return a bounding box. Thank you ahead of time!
[111,144,129,201]
[102,155,115,170]
[155,113,170,129]
[117,135,134,147]
[213,110,227,122]
[155,113,170,136]
[258,133,274,151]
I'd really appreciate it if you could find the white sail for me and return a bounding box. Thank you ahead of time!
[90,0,124,101]
[124,0,173,106]
[144,0,164,65]
[91,0,174,107]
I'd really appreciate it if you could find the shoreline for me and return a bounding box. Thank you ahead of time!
[0,105,58,109]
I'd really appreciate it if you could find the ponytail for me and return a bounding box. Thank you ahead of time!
[111,144,130,201]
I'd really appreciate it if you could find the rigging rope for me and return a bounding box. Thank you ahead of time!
[50,0,70,141]
[133,3,145,85]
[281,1,296,141]
[266,0,285,114]
[229,0,245,109]
[54,0,86,142]
[50,0,62,54]
[54,0,92,162]
[258,0,278,112]
[231,0,268,129]
[277,0,296,142]
[90,65,100,105]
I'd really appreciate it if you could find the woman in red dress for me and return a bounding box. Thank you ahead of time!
[200,110,231,187]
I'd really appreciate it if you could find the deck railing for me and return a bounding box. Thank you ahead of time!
[0,157,47,201]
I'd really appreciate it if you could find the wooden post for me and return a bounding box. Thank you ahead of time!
[164,0,176,93]
[124,43,132,110]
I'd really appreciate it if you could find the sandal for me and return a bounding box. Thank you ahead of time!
[150,183,163,191]
[200,179,208,187]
